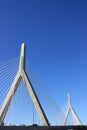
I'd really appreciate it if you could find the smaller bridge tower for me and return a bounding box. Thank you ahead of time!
[63,93,82,125]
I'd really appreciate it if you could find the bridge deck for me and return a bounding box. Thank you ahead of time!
[0,125,86,130]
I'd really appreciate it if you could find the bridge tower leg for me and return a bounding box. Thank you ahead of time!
[0,43,50,126]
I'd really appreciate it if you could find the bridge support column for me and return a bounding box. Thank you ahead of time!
[63,93,82,125]
[0,43,50,126]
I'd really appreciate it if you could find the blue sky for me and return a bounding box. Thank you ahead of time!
[0,0,87,125]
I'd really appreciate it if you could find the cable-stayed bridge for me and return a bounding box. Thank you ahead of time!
[0,43,86,130]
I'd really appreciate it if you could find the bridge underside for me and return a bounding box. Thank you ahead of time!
[0,125,86,130]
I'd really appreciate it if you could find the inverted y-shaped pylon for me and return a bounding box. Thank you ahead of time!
[63,93,82,125]
[0,43,50,126]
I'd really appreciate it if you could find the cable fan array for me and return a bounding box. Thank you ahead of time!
[0,57,19,108]
[25,63,66,125]
[0,56,65,126]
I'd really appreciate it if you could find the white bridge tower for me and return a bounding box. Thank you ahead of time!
[63,93,82,125]
[0,43,50,126]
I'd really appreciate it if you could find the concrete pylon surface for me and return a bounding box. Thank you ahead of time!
[0,43,50,126]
